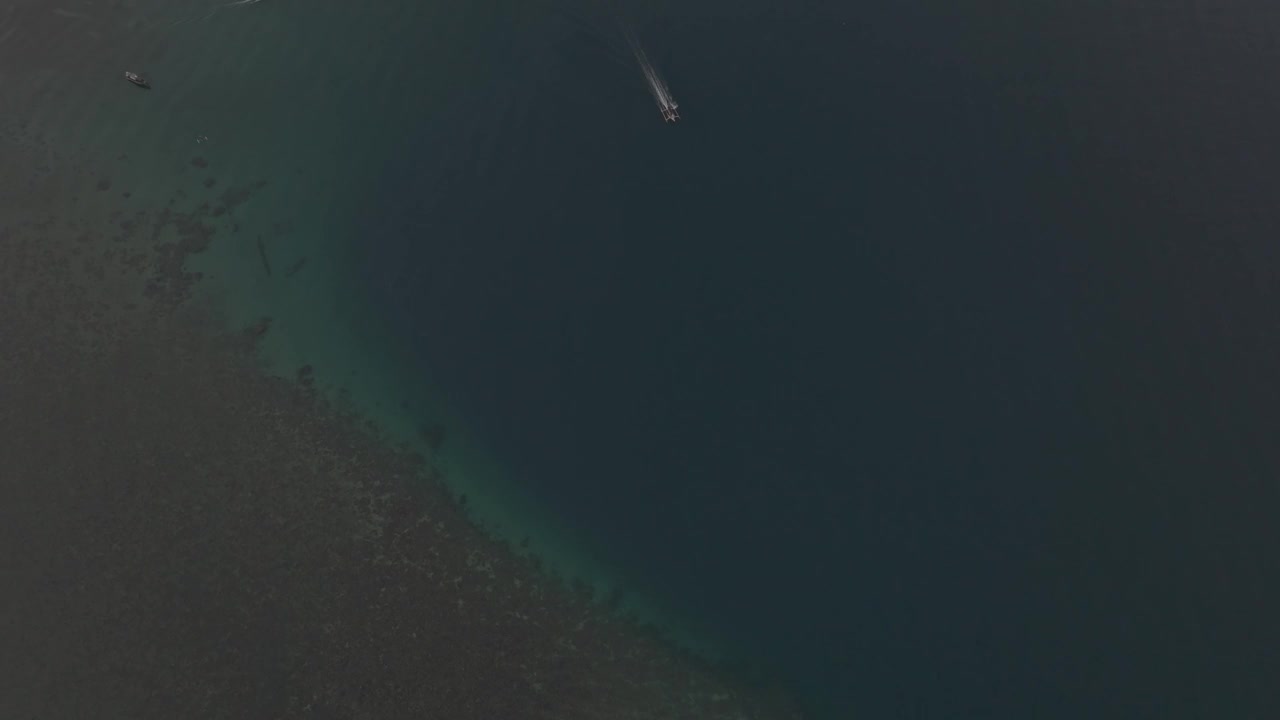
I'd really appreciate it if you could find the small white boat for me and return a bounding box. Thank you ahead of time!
[124,71,151,89]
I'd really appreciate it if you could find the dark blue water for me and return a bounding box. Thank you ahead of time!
[356,1,1280,716]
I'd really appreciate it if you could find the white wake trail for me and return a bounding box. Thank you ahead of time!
[625,30,678,121]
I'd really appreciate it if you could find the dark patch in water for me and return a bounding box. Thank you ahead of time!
[255,236,272,277]
[218,181,265,212]
[283,256,307,278]
[419,424,446,451]
[191,157,208,168]
[244,316,272,341]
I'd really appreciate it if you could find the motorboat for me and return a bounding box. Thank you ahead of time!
[124,71,151,89]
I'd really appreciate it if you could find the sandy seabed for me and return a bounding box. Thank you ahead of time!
[0,106,803,720]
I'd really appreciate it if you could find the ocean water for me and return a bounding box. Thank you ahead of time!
[6,0,1280,717]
